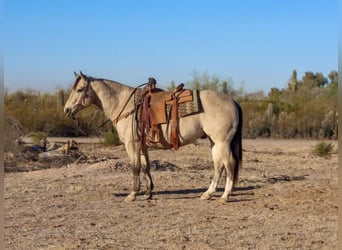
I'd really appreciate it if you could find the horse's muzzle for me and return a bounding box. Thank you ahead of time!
[64,107,76,120]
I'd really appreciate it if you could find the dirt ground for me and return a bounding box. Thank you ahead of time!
[4,139,338,249]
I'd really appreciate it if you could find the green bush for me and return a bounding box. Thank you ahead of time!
[29,131,48,145]
[102,129,122,146]
[313,141,334,158]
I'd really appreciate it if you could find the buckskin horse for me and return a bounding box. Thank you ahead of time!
[64,72,242,202]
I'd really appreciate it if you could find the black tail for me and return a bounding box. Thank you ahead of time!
[231,100,243,187]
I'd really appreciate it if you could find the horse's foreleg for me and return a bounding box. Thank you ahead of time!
[125,165,140,202]
[200,143,224,200]
[141,150,154,199]
[124,142,141,202]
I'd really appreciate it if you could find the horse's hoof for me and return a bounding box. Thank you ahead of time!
[143,193,153,200]
[124,193,136,202]
[218,197,229,203]
[200,192,211,200]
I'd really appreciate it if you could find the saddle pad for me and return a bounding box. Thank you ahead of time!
[137,89,202,125]
[150,89,193,125]
[165,89,201,119]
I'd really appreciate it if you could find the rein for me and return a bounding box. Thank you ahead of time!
[74,77,150,132]
[112,81,150,125]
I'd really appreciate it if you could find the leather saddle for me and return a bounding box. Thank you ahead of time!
[139,78,193,150]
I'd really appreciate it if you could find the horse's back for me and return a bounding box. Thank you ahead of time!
[199,90,238,119]
[198,90,240,141]
[154,90,240,146]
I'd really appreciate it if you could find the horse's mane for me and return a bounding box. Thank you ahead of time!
[92,77,133,94]
[72,74,133,94]
[72,77,81,90]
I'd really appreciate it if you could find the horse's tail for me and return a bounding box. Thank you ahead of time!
[231,100,243,187]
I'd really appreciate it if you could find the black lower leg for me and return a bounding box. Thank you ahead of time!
[132,166,140,193]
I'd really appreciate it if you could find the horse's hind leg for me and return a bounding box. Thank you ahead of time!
[220,145,236,202]
[200,143,224,200]
[141,150,154,199]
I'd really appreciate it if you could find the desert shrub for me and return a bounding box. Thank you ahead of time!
[102,129,121,146]
[313,141,334,158]
[29,131,48,144]
[4,89,110,137]
[4,69,338,139]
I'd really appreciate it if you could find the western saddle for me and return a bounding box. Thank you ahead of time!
[139,78,194,151]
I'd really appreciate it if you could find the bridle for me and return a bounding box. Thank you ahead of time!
[65,75,92,121]
[71,75,152,131]
[74,75,91,108]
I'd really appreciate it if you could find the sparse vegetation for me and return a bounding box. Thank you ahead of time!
[102,129,122,146]
[237,70,338,139]
[4,89,112,137]
[29,132,48,145]
[4,69,338,140]
[313,141,334,158]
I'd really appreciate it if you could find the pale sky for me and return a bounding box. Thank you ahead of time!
[4,0,338,94]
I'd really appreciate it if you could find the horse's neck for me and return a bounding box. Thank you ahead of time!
[91,79,134,121]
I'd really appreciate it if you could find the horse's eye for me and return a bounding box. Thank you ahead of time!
[77,88,84,93]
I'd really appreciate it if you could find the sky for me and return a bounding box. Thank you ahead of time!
[4,0,338,94]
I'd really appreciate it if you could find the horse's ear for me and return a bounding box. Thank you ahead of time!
[74,71,80,78]
[79,71,88,80]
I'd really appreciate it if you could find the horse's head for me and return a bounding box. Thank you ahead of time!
[64,71,96,119]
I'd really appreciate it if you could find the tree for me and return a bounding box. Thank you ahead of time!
[327,77,338,98]
[287,69,298,91]
[186,70,242,97]
[187,70,220,91]
[327,70,338,91]
[300,72,328,88]
[328,70,338,84]
[222,81,228,95]
[166,81,176,91]
[268,88,282,102]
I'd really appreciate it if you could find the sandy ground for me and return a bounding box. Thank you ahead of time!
[4,139,338,249]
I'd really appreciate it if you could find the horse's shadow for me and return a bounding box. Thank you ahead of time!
[114,185,260,202]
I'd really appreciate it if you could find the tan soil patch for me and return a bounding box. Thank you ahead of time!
[4,139,338,249]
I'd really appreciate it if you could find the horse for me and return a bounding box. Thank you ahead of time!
[64,71,243,202]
